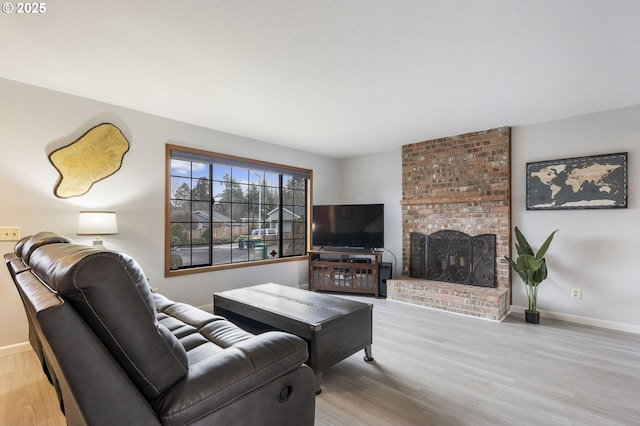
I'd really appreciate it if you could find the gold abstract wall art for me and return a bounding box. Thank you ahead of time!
[49,123,130,198]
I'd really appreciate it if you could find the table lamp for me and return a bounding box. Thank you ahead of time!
[77,211,118,246]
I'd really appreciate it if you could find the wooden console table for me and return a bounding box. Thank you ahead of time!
[308,249,382,296]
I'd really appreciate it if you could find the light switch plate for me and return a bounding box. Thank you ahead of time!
[0,227,21,241]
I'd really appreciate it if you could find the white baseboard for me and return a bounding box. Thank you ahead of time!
[0,341,31,357]
[510,305,640,335]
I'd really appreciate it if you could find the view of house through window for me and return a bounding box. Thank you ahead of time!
[167,145,310,274]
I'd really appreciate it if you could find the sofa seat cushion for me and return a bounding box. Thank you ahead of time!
[151,331,309,425]
[154,296,256,363]
[151,293,311,423]
[28,243,188,399]
[161,301,225,327]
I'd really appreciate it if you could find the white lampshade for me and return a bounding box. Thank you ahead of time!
[77,211,118,236]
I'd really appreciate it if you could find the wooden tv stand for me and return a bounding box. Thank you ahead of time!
[308,249,382,296]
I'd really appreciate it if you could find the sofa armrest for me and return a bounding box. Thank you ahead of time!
[151,331,310,425]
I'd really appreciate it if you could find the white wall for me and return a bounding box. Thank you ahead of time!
[511,105,640,330]
[0,78,342,348]
[340,149,403,275]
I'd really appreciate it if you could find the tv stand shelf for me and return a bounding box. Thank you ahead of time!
[308,249,381,297]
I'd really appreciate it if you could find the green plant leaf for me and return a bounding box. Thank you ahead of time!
[532,258,548,283]
[514,226,534,256]
[515,254,535,284]
[504,255,527,282]
[535,230,559,260]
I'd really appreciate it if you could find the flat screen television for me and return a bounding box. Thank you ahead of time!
[312,204,384,249]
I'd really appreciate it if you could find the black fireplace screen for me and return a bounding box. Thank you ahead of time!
[410,230,496,287]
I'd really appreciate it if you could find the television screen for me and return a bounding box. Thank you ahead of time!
[312,204,384,249]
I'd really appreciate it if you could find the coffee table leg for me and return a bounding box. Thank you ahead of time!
[314,372,323,395]
[364,345,374,362]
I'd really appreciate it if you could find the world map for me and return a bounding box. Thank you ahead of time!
[527,153,627,209]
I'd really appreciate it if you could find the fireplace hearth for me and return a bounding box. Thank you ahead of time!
[410,230,496,287]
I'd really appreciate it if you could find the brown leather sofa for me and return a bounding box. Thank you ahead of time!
[4,232,315,425]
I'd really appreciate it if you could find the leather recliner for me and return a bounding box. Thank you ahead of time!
[4,231,315,425]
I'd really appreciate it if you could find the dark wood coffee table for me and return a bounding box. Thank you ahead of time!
[213,283,374,394]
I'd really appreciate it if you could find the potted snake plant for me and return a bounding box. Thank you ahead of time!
[504,226,558,324]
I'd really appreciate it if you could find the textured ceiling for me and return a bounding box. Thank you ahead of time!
[1,0,639,158]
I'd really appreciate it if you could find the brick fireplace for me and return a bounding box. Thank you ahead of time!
[387,127,511,321]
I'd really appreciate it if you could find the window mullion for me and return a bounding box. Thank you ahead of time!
[278,175,283,256]
[167,144,310,275]
[208,163,213,266]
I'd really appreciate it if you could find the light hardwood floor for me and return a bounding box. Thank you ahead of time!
[2,296,639,425]
[0,346,65,425]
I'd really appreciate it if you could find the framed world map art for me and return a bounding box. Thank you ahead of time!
[526,152,628,210]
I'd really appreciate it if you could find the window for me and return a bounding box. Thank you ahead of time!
[165,144,311,276]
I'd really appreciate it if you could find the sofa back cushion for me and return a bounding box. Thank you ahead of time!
[28,242,188,399]
[18,231,74,264]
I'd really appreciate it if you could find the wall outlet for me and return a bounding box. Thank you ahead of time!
[0,227,21,241]
[571,288,582,299]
